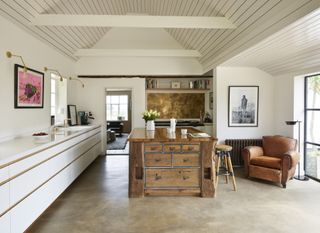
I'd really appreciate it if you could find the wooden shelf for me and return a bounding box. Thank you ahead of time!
[146,88,210,93]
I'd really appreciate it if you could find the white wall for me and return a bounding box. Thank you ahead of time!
[68,78,146,153]
[75,28,203,76]
[273,73,307,141]
[273,74,295,137]
[215,67,275,142]
[0,15,74,141]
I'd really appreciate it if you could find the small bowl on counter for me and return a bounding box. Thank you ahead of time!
[32,132,50,143]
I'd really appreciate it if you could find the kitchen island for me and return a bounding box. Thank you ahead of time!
[128,127,217,198]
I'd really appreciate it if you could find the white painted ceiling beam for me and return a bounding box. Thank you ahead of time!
[30,15,236,29]
[74,49,202,57]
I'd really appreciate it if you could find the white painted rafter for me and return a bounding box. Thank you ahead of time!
[74,49,202,57]
[30,14,236,29]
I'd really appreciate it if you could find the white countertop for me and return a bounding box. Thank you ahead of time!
[0,125,101,168]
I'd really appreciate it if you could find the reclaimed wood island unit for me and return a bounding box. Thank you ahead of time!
[128,128,217,198]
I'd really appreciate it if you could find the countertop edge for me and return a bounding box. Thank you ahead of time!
[128,127,218,142]
[0,125,101,168]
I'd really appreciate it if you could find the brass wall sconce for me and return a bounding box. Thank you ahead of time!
[43,67,84,88]
[6,51,28,72]
[44,67,65,81]
[69,77,85,88]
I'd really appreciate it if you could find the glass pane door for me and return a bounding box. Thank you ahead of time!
[305,74,320,181]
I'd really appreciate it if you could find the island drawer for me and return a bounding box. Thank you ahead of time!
[181,144,200,152]
[145,154,171,167]
[144,144,163,152]
[163,144,181,152]
[172,153,200,167]
[145,168,200,188]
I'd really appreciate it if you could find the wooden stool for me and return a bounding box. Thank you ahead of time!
[215,144,237,192]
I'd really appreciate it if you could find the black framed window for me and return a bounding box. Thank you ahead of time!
[304,74,320,181]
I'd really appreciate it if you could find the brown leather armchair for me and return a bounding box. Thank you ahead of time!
[242,135,300,188]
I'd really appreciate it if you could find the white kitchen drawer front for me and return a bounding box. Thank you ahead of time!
[9,127,100,178]
[71,143,100,178]
[9,134,100,206]
[0,183,10,216]
[0,212,10,233]
[0,167,9,184]
[10,143,100,233]
[0,167,10,217]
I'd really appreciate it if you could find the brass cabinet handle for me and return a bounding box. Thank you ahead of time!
[169,146,175,151]
[151,147,157,151]
[183,176,190,180]
[183,158,190,162]
[188,147,193,151]
[155,158,161,162]
[155,174,162,180]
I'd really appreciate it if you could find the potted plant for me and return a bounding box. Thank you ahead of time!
[142,109,160,131]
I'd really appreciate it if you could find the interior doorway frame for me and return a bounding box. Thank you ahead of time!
[105,88,133,156]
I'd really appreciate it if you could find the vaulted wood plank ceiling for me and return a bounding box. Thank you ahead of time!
[222,7,320,76]
[0,0,319,73]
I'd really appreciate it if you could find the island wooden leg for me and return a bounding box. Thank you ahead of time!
[201,141,216,197]
[129,142,144,197]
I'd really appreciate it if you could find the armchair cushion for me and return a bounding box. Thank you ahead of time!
[263,136,297,155]
[250,156,282,169]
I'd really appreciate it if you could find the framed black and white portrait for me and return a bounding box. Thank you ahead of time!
[228,86,259,127]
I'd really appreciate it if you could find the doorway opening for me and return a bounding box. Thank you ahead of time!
[106,89,132,155]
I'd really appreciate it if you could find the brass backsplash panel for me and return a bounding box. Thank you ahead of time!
[147,93,204,119]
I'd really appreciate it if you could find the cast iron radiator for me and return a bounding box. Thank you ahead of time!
[224,139,263,166]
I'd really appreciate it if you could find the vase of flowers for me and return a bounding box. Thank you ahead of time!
[142,109,160,131]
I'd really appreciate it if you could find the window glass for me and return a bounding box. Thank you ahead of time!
[110,96,119,104]
[106,95,128,120]
[306,111,320,144]
[119,95,128,104]
[305,144,320,179]
[51,79,56,93]
[307,75,320,109]
[305,74,320,180]
[51,78,56,116]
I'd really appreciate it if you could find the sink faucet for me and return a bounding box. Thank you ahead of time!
[64,118,71,128]
[50,125,58,134]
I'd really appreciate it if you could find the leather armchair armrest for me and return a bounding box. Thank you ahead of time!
[281,151,300,185]
[242,146,264,176]
[281,150,300,169]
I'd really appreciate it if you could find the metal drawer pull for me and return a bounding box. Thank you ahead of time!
[155,158,161,162]
[183,158,190,162]
[183,176,190,180]
[151,147,157,150]
[169,147,175,151]
[155,174,162,180]
[188,147,193,151]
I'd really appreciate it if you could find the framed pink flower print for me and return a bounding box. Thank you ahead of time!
[14,64,44,108]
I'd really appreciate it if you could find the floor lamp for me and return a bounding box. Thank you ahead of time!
[285,120,309,181]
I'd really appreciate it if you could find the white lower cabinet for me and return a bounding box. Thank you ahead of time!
[3,127,101,233]
[0,213,10,233]
[0,167,10,214]
[0,166,10,233]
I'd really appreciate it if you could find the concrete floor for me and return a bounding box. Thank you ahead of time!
[27,156,320,233]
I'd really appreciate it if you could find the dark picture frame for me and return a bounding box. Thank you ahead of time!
[67,105,78,126]
[228,86,259,127]
[14,64,44,108]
